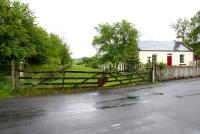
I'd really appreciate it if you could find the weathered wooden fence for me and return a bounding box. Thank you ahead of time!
[155,66,200,81]
[14,66,200,90]
[16,68,152,89]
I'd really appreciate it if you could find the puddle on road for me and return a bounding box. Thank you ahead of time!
[175,92,200,98]
[147,92,164,96]
[154,93,164,95]
[96,96,139,109]
[126,96,138,99]
[0,107,45,127]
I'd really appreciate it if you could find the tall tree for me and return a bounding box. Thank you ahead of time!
[0,0,36,60]
[27,26,50,64]
[0,0,72,70]
[0,0,37,89]
[28,32,72,66]
[171,18,190,41]
[92,20,139,68]
[60,44,72,66]
[46,33,72,65]
[171,11,200,56]
[0,0,36,73]
[188,11,200,55]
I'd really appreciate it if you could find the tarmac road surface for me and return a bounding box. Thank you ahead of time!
[1,78,200,134]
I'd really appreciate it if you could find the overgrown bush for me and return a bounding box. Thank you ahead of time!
[46,57,61,65]
[145,62,152,68]
[155,62,167,69]
[81,56,100,69]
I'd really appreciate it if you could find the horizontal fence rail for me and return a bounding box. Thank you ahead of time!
[16,68,151,89]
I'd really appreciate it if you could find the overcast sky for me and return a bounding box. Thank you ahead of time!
[21,0,200,58]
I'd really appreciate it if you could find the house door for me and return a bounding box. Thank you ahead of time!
[167,55,172,66]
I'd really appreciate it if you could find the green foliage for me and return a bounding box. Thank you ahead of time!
[0,0,36,72]
[27,26,50,65]
[155,62,167,69]
[46,57,61,65]
[28,54,46,65]
[143,62,167,69]
[68,64,101,71]
[188,11,200,55]
[60,44,72,66]
[0,76,12,98]
[92,20,139,68]
[81,56,100,68]
[145,62,152,68]
[171,11,200,56]
[126,57,140,70]
[171,18,190,41]
[28,29,72,66]
[0,0,36,60]
[124,44,140,70]
[0,55,10,73]
[0,0,72,72]
[27,64,62,71]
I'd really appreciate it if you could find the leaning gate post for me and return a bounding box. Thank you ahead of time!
[151,65,155,83]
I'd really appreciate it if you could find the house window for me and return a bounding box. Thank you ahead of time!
[180,54,184,63]
[152,54,157,63]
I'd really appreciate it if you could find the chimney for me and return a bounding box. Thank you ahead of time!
[176,31,183,42]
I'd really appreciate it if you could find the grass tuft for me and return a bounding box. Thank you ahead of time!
[0,76,13,98]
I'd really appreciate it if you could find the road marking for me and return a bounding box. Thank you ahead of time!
[111,123,120,127]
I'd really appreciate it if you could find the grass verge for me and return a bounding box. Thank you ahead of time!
[0,76,13,98]
[12,81,152,97]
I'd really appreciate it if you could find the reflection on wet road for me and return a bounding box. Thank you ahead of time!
[1,78,200,134]
[96,96,139,109]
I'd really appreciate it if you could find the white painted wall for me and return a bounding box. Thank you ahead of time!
[139,51,194,66]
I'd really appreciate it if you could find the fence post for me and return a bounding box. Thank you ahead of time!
[15,70,20,89]
[62,70,65,89]
[152,65,155,83]
[11,59,16,90]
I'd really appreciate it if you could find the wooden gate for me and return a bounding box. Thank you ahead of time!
[16,68,152,89]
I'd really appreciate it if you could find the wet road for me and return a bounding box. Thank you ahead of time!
[1,78,200,134]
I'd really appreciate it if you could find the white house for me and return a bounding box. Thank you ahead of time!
[138,41,194,66]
